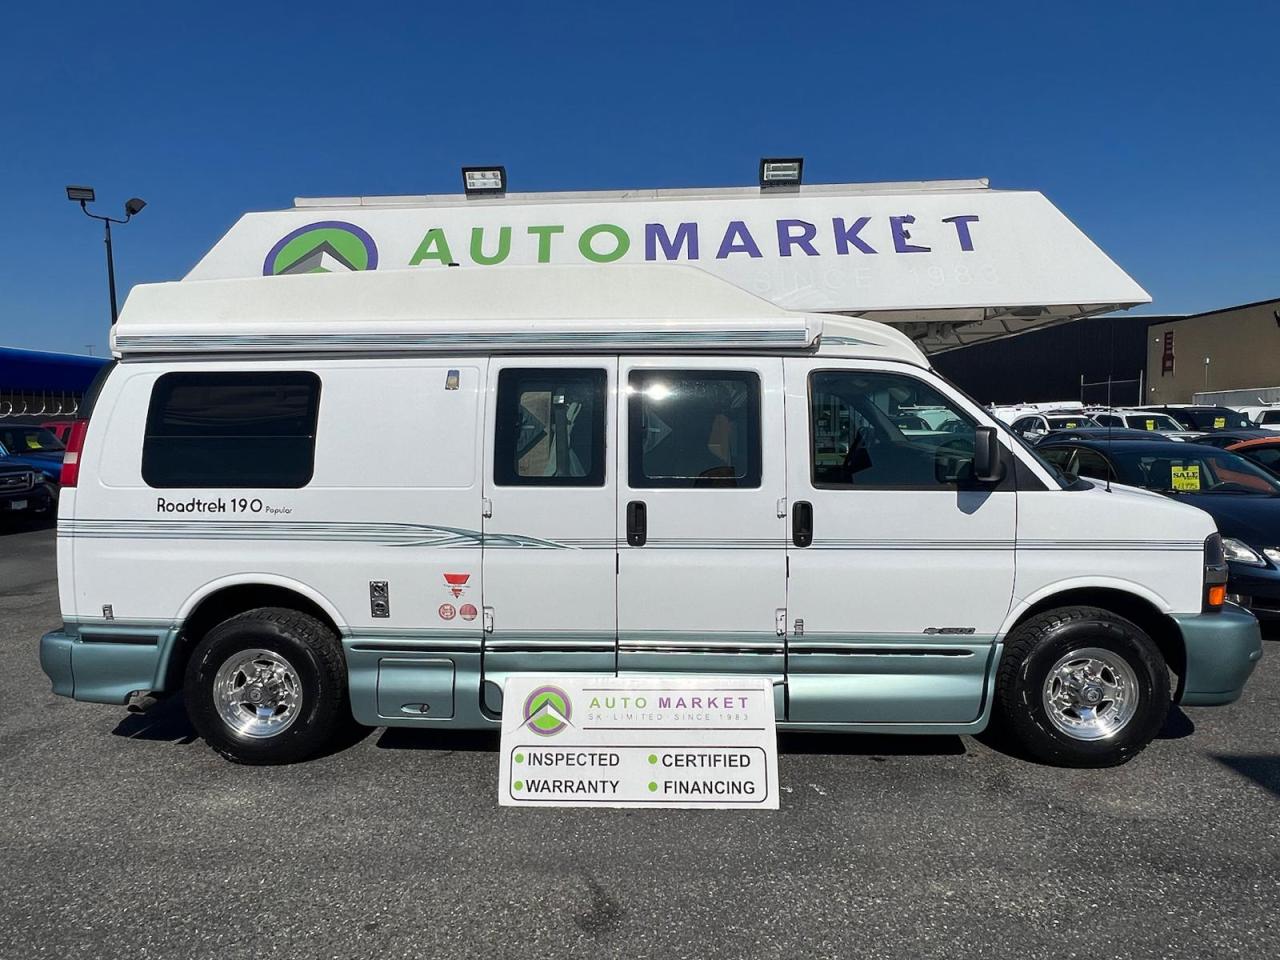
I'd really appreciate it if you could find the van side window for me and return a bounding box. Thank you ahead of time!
[809,370,979,488]
[628,370,761,488]
[494,369,606,486]
[143,372,320,488]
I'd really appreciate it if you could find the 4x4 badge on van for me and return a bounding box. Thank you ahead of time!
[522,685,573,737]
[263,220,379,276]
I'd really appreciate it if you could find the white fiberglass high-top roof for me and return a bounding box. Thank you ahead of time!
[111,263,928,366]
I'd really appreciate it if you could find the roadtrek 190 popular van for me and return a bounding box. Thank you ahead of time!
[40,265,1262,767]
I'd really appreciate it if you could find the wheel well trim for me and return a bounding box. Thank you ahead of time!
[998,577,1174,640]
[176,573,349,630]
[153,575,351,692]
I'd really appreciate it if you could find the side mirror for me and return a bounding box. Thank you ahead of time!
[973,426,1005,483]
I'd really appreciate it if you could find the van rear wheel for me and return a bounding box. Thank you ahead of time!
[184,607,349,765]
[993,606,1170,768]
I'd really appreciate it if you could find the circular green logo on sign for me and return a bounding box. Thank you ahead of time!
[263,220,378,276]
[522,684,572,737]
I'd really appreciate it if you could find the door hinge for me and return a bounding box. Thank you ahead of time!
[481,498,493,518]
[775,608,787,637]
[482,606,495,634]
[776,496,787,518]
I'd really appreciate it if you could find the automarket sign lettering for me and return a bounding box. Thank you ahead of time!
[185,187,1150,320]
[404,213,980,267]
[498,675,779,809]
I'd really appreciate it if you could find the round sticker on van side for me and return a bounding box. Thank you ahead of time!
[263,221,379,276]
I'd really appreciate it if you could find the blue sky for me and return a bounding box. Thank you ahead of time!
[2,0,1277,355]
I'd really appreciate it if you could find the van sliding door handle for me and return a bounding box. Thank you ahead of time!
[626,500,647,547]
[793,501,813,548]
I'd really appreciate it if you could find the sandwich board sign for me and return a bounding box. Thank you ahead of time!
[498,675,779,809]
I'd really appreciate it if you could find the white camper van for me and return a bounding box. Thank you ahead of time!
[40,265,1261,768]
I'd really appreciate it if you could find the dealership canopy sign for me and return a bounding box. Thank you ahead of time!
[186,181,1150,353]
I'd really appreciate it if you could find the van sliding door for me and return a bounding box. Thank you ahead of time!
[615,357,788,715]
[479,358,619,713]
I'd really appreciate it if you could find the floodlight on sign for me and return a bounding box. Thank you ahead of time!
[462,167,506,196]
[759,158,804,188]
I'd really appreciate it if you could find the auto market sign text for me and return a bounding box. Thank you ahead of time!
[189,188,1149,316]
[402,212,980,268]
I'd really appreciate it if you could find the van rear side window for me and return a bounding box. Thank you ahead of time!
[494,368,607,486]
[142,372,321,488]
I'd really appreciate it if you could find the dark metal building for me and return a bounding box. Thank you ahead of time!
[932,314,1173,407]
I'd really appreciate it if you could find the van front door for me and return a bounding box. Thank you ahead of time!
[782,359,1016,724]
[480,359,617,714]
[615,358,788,710]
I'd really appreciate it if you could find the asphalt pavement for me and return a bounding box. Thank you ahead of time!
[2,521,1277,959]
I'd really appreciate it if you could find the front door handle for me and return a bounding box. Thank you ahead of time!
[793,500,813,548]
[626,500,647,547]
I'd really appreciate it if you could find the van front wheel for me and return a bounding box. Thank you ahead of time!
[993,606,1170,768]
[184,608,349,765]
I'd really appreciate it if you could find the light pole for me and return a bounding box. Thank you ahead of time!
[66,186,146,325]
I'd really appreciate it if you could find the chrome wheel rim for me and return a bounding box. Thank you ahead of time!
[212,648,303,739]
[1041,646,1140,741]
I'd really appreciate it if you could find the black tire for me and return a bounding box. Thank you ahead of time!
[184,607,350,765]
[993,605,1170,768]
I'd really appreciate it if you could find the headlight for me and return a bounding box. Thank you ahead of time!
[1222,537,1265,566]
[1264,548,1280,567]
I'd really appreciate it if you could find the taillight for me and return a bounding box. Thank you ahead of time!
[1203,533,1229,612]
[60,420,89,488]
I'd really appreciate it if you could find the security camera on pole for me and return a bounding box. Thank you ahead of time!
[65,186,146,325]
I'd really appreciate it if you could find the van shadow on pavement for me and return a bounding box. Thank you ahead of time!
[109,695,1199,761]
[1213,755,1280,799]
[111,693,198,745]
[376,726,967,758]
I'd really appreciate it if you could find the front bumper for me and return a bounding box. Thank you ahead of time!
[40,623,177,704]
[0,483,53,516]
[1172,605,1263,706]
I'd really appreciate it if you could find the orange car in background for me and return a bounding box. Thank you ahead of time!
[1228,437,1280,478]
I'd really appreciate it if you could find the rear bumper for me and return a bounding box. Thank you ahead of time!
[1172,606,1263,706]
[39,622,176,705]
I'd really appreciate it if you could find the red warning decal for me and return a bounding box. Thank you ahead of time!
[438,603,457,621]
[443,572,471,598]
[459,603,478,621]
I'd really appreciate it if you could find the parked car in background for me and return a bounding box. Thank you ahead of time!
[0,459,54,525]
[1227,437,1280,478]
[41,418,77,444]
[1038,438,1280,620]
[1187,430,1275,449]
[0,424,67,486]
[1008,411,1101,442]
[989,401,1088,423]
[1086,408,1199,440]
[1135,404,1255,432]
[1033,427,1157,446]
[1236,405,1280,432]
